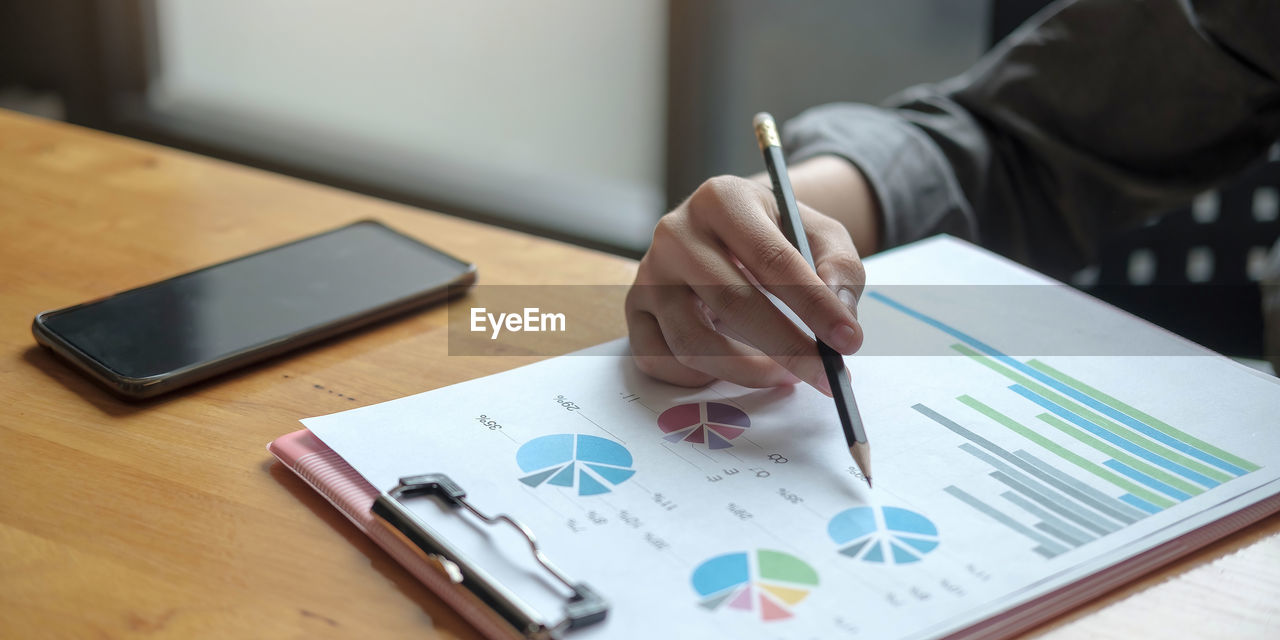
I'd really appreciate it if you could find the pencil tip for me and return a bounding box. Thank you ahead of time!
[866,477,873,489]
[849,443,872,489]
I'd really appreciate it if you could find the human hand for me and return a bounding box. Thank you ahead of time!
[625,173,867,395]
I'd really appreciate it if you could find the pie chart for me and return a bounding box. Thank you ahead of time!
[691,549,818,622]
[827,506,940,564]
[516,434,636,496]
[657,401,750,450]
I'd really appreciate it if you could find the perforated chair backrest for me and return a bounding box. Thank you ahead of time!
[1079,147,1280,356]
[991,0,1280,357]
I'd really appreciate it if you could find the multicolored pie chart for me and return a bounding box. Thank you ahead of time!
[691,549,818,622]
[657,401,750,450]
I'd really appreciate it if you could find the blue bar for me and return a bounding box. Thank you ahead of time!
[1104,460,1192,501]
[866,292,1249,478]
[1010,385,1222,489]
[866,291,1010,357]
[1119,494,1163,515]
[1015,368,1248,476]
[869,291,1087,379]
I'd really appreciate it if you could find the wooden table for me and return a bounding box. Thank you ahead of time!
[1,109,1276,638]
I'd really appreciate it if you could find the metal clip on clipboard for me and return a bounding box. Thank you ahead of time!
[371,474,608,639]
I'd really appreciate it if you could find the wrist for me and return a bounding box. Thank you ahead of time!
[786,155,881,255]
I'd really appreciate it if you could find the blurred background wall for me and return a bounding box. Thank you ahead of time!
[6,0,1276,358]
[666,1,986,204]
[147,0,668,253]
[0,0,989,255]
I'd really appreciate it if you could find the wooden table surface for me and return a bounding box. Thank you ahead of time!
[0,109,1276,638]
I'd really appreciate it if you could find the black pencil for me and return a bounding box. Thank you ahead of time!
[753,112,873,487]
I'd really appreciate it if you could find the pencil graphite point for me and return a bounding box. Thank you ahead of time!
[850,442,873,488]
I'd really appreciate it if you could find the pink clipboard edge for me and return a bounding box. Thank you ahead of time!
[268,428,527,640]
[270,428,1280,639]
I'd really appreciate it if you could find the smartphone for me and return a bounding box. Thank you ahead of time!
[33,220,476,399]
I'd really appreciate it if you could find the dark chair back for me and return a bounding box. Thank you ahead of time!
[993,0,1280,357]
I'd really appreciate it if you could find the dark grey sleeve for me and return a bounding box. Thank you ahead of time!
[782,0,1280,274]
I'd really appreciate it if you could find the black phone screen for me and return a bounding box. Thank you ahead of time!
[38,220,472,383]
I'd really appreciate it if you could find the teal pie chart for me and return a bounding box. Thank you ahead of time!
[827,506,940,564]
[516,434,636,496]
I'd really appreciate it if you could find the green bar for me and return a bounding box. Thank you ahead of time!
[957,395,1175,508]
[1036,414,1203,496]
[951,344,1232,483]
[1027,359,1261,472]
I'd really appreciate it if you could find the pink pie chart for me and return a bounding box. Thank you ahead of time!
[657,401,750,450]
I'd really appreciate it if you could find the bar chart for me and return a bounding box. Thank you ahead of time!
[868,291,1262,559]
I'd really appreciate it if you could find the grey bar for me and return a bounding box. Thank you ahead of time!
[1013,450,1146,523]
[915,403,1136,526]
[1032,546,1059,559]
[989,470,1115,537]
[959,440,1122,535]
[1002,491,1096,546]
[944,486,1069,556]
[1035,522,1086,547]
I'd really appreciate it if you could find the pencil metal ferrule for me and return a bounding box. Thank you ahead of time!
[753,112,782,150]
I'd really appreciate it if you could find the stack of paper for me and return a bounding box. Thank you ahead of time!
[302,237,1280,639]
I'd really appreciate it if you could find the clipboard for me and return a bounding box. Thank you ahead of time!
[268,238,1280,639]
[268,429,608,640]
[272,422,1280,640]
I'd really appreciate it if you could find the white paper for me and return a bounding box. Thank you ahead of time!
[303,236,1280,640]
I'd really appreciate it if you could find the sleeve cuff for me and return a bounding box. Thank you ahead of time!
[781,102,979,250]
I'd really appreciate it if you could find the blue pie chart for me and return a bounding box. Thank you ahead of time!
[827,506,940,564]
[516,434,636,496]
